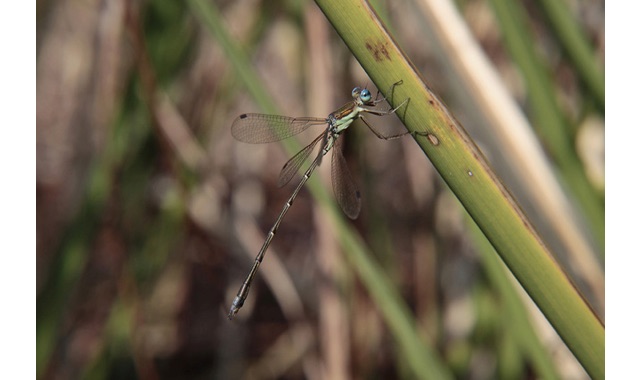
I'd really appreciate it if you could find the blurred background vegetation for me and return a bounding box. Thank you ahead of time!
[36,0,604,379]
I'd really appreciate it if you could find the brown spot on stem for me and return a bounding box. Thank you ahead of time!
[427,133,440,146]
[365,39,391,62]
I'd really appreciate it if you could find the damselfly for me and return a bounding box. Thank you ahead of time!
[228,80,425,319]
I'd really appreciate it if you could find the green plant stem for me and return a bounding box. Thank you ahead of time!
[313,0,603,378]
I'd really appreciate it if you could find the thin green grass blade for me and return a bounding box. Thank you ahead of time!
[537,0,605,111]
[488,0,604,253]
[467,216,561,380]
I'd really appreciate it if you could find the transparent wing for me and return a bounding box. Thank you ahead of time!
[231,113,327,144]
[277,133,325,187]
[331,135,361,219]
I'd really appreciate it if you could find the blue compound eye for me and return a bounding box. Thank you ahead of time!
[360,89,372,102]
[351,87,361,99]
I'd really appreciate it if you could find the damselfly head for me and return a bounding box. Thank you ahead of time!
[352,87,372,105]
[359,89,372,103]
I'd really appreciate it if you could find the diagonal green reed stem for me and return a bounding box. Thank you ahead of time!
[313,0,603,378]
